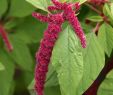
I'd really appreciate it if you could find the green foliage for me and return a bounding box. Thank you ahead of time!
[0,0,7,17]
[77,33,105,94]
[0,62,5,71]
[9,35,34,71]
[0,50,15,95]
[98,23,113,57]
[0,0,113,95]
[86,16,103,22]
[52,26,83,95]
[9,0,36,17]
[103,4,113,22]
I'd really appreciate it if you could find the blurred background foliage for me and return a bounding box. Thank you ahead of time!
[0,0,46,95]
[0,0,113,95]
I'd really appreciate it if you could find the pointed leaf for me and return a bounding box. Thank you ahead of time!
[52,26,83,95]
[86,16,103,22]
[77,33,105,95]
[98,23,113,57]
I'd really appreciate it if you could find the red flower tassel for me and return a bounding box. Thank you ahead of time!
[48,0,87,48]
[32,12,64,95]
[0,25,13,51]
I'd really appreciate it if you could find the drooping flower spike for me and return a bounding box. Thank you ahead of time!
[0,25,13,51]
[32,12,64,95]
[32,13,49,22]
[48,0,87,48]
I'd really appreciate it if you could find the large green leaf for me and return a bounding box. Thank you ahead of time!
[0,49,15,95]
[98,70,113,95]
[103,4,113,22]
[98,23,113,57]
[9,35,34,71]
[52,26,83,95]
[77,33,105,95]
[0,0,7,17]
[8,0,36,17]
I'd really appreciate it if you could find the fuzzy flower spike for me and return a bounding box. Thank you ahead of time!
[32,12,64,95]
[48,0,87,48]
[0,25,13,51]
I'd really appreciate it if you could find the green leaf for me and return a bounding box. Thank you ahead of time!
[98,70,113,95]
[27,64,58,89]
[111,3,113,17]
[0,62,5,71]
[28,79,35,91]
[45,86,61,95]
[8,0,36,17]
[14,16,47,43]
[0,49,15,95]
[103,4,113,21]
[26,0,50,12]
[0,0,7,17]
[28,79,61,95]
[52,26,83,95]
[9,35,34,71]
[45,64,59,87]
[98,23,113,57]
[77,33,105,95]
[86,16,103,22]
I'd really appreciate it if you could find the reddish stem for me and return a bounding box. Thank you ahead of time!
[93,22,101,34]
[83,56,113,95]
[0,24,13,51]
[85,3,109,23]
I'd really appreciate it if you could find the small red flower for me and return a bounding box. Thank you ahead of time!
[32,12,64,95]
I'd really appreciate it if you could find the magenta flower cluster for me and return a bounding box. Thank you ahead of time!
[0,25,13,51]
[33,13,64,95]
[32,0,87,95]
[48,0,86,48]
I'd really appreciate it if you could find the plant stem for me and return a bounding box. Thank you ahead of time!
[83,56,113,95]
[85,3,101,14]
